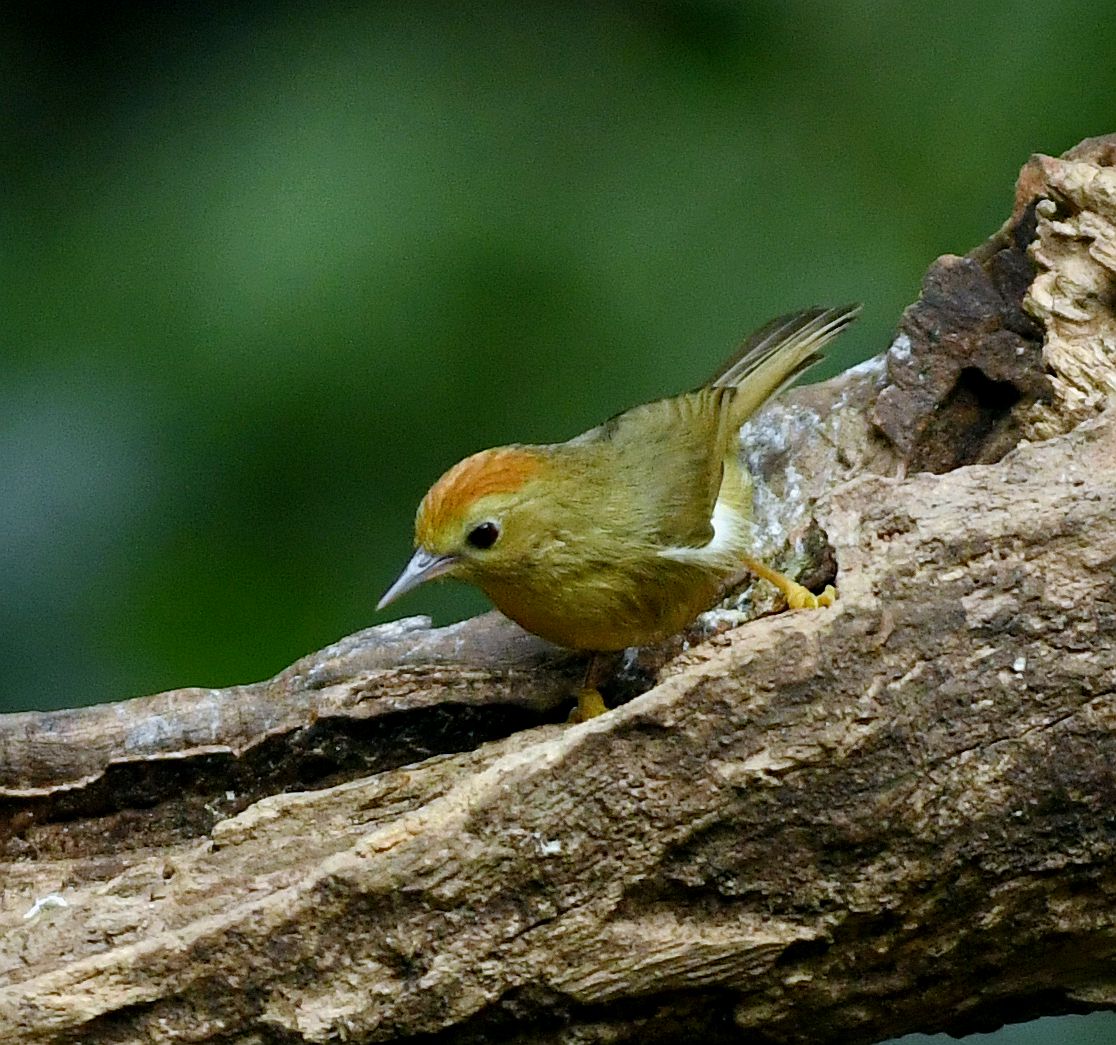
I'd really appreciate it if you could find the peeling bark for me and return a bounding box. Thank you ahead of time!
[2,136,1116,1045]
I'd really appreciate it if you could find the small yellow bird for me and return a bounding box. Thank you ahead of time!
[379,305,859,718]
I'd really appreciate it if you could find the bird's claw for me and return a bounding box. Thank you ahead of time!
[786,582,837,610]
[568,687,608,723]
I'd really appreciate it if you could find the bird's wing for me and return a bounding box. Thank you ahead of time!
[570,388,729,548]
[709,304,860,427]
[566,304,860,551]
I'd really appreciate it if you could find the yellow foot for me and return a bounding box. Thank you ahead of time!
[735,554,837,612]
[785,581,838,610]
[568,687,608,723]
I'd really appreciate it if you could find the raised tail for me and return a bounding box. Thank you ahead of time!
[709,304,860,427]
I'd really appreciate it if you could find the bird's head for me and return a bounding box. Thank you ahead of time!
[377,446,547,610]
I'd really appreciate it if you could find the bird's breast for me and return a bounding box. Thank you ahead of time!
[479,556,727,651]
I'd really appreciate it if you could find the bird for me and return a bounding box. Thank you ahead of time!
[378,304,859,719]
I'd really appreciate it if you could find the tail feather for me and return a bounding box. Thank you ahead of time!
[709,304,860,426]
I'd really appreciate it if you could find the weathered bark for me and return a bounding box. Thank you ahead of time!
[3,136,1116,1045]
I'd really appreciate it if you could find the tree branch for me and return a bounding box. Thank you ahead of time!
[3,136,1116,1045]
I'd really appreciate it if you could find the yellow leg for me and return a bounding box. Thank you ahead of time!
[568,687,608,723]
[567,653,610,722]
[738,554,837,610]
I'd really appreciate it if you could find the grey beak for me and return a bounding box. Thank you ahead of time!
[377,547,459,610]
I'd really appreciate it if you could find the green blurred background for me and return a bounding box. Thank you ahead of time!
[4,4,1115,1039]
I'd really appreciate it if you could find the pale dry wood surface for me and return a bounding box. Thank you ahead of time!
[2,136,1116,1045]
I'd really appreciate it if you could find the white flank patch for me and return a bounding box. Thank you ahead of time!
[659,496,749,567]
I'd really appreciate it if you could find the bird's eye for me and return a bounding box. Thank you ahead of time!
[466,521,500,550]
